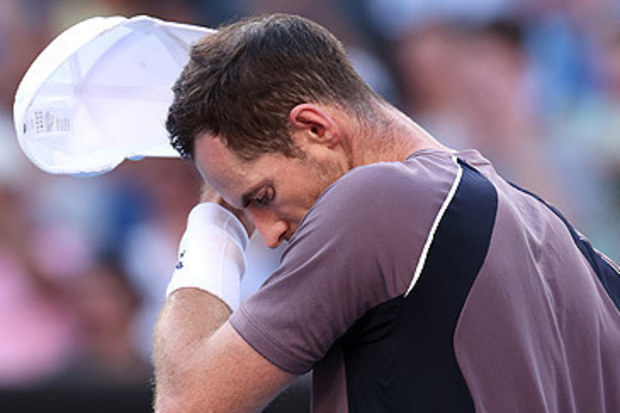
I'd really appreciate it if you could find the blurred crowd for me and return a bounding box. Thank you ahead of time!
[0,0,618,404]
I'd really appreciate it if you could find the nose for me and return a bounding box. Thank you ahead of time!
[249,208,290,248]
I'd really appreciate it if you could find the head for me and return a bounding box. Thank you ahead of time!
[166,14,382,246]
[166,13,379,162]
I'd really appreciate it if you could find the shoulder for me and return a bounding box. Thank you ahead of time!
[301,151,460,229]
[332,150,457,197]
[282,150,461,271]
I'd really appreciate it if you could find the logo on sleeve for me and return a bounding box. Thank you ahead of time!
[175,250,185,270]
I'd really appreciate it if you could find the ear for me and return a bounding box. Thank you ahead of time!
[288,103,340,147]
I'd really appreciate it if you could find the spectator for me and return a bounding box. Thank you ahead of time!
[49,260,151,388]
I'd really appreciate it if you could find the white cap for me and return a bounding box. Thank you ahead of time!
[13,15,213,176]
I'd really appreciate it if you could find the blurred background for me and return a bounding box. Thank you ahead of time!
[0,0,618,411]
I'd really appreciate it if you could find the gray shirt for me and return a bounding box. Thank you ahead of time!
[230,149,620,412]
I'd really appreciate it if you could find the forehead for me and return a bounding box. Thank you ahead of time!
[193,133,250,194]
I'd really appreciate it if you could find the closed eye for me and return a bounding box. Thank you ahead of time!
[253,186,275,207]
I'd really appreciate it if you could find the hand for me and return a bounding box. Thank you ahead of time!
[200,183,255,236]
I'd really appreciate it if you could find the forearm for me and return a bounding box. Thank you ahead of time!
[151,199,292,411]
[153,201,250,411]
[153,289,231,412]
[153,288,293,413]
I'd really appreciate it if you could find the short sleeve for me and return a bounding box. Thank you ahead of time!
[229,154,458,374]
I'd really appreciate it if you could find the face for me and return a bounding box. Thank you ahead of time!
[194,134,346,248]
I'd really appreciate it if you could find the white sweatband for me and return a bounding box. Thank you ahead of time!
[166,203,249,311]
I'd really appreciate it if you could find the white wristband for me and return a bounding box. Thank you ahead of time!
[166,203,249,311]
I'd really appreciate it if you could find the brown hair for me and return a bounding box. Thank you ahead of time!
[166,14,379,161]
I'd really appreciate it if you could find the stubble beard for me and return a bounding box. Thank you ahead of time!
[303,153,350,205]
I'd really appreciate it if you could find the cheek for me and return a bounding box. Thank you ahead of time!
[289,181,327,220]
[273,188,315,222]
[276,158,341,220]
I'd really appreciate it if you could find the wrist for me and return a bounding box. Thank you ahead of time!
[166,203,249,311]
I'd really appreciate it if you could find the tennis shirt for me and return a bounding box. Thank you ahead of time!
[229,148,620,412]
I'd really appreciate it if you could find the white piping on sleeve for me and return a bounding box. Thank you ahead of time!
[404,155,463,297]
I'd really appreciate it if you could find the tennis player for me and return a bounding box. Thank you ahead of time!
[153,14,620,413]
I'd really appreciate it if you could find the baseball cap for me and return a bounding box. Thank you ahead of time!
[13,15,213,176]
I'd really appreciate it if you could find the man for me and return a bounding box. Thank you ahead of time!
[153,14,620,413]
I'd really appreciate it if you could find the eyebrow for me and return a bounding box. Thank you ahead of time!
[240,179,272,208]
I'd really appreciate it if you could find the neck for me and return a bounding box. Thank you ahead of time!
[346,101,453,168]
